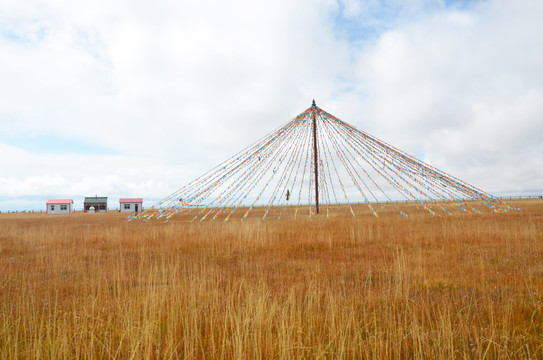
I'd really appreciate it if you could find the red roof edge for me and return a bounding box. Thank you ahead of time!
[119,198,143,203]
[46,199,73,205]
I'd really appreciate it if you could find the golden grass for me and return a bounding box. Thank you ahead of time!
[1,199,542,359]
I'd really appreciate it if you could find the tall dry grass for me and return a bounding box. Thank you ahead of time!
[0,200,542,359]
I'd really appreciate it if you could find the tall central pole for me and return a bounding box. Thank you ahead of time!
[311,99,319,214]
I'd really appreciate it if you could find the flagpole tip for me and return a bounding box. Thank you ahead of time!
[312,99,316,107]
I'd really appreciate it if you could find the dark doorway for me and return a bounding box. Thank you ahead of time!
[135,204,139,213]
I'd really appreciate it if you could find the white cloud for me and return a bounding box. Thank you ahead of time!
[346,0,543,193]
[1,0,349,157]
[0,0,542,211]
[0,140,194,210]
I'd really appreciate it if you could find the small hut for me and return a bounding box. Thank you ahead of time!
[119,198,143,213]
[84,196,108,213]
[46,199,74,214]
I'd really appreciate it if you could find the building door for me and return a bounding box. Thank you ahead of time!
[135,204,139,213]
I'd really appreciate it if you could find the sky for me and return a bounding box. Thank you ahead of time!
[1,0,542,211]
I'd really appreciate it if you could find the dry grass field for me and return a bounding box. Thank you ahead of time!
[1,199,542,359]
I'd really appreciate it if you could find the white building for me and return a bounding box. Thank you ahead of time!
[46,199,74,214]
[119,198,143,213]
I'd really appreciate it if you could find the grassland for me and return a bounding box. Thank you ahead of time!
[1,199,542,359]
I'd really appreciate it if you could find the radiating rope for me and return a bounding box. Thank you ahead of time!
[130,103,514,222]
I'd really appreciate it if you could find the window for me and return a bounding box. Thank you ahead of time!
[100,204,106,210]
[60,205,67,211]
[51,205,55,210]
[124,204,131,209]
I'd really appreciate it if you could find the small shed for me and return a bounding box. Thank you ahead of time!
[46,199,74,214]
[84,196,108,213]
[119,198,143,213]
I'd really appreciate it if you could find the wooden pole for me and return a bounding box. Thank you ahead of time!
[312,100,319,214]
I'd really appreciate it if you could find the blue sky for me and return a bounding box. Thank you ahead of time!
[333,0,478,41]
[0,0,542,211]
[0,133,116,154]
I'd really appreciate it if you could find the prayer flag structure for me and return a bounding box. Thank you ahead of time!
[130,101,514,222]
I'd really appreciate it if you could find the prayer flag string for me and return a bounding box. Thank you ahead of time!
[130,103,514,222]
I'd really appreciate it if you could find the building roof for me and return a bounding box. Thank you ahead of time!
[119,198,143,203]
[46,199,73,205]
[84,196,108,204]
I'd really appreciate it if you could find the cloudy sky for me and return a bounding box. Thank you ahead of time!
[1,0,542,211]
